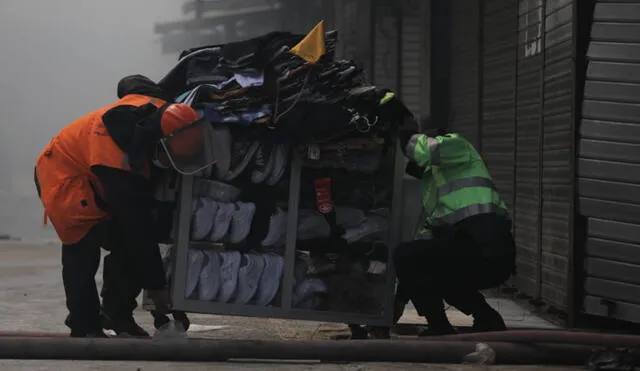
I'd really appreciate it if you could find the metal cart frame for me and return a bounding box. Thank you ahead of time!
[160,141,406,327]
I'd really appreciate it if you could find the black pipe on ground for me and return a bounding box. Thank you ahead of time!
[436,330,640,348]
[0,332,67,338]
[0,337,596,365]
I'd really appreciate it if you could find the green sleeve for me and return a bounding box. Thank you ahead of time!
[404,133,471,168]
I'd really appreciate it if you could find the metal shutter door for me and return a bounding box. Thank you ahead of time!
[399,2,427,119]
[482,0,518,220]
[373,0,400,91]
[540,0,574,312]
[514,0,544,300]
[449,0,481,147]
[579,1,640,324]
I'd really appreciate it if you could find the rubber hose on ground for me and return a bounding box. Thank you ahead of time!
[437,330,640,348]
[0,336,596,364]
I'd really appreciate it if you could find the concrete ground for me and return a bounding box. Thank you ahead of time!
[0,241,579,370]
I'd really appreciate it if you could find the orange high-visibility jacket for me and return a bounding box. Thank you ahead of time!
[35,94,166,244]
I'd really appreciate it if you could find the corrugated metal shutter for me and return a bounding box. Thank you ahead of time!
[399,2,427,119]
[540,0,574,312]
[449,0,481,147]
[579,1,640,323]
[334,0,374,78]
[515,0,544,300]
[482,0,518,220]
[373,0,400,91]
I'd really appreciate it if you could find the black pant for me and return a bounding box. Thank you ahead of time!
[393,214,515,320]
[62,222,142,336]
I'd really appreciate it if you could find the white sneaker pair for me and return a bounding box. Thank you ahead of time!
[190,250,283,307]
[191,197,257,244]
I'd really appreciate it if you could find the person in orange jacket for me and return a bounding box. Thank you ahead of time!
[34,75,203,338]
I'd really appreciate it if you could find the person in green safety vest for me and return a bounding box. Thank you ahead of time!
[395,119,516,336]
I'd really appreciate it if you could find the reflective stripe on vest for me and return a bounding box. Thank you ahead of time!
[438,176,496,198]
[431,203,508,225]
[406,134,440,166]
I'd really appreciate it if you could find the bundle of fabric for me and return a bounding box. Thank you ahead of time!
[157,22,410,148]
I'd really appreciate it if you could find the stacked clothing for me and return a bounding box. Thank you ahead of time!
[158,28,408,147]
[155,25,408,316]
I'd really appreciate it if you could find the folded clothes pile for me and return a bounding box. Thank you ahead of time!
[158,28,409,146]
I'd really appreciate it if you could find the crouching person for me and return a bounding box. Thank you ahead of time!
[394,122,516,336]
[34,75,203,337]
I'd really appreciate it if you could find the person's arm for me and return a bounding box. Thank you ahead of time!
[401,133,472,169]
[90,165,167,290]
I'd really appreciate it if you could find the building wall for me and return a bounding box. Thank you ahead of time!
[443,0,576,313]
[578,0,640,324]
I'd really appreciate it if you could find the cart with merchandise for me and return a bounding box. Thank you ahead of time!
[145,23,419,336]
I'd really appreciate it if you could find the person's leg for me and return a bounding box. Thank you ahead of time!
[100,225,148,337]
[442,218,515,332]
[61,231,105,337]
[393,240,456,335]
[393,282,411,324]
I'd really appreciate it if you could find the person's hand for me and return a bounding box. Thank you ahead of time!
[148,288,172,314]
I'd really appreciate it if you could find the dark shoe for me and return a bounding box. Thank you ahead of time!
[172,311,191,332]
[472,307,507,333]
[66,314,107,338]
[101,313,150,338]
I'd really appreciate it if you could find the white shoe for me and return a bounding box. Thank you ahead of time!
[186,249,205,299]
[261,208,286,247]
[229,202,257,244]
[191,198,218,241]
[234,254,266,305]
[256,254,284,306]
[198,251,221,301]
[218,251,242,303]
[210,202,236,242]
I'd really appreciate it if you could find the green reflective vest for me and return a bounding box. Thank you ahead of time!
[404,133,509,239]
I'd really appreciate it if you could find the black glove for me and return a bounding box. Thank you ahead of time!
[405,161,425,179]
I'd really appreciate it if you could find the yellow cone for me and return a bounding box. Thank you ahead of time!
[290,20,326,64]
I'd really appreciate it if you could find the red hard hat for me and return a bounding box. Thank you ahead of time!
[160,103,203,156]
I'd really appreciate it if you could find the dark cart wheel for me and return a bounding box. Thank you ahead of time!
[367,326,391,339]
[348,324,369,339]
